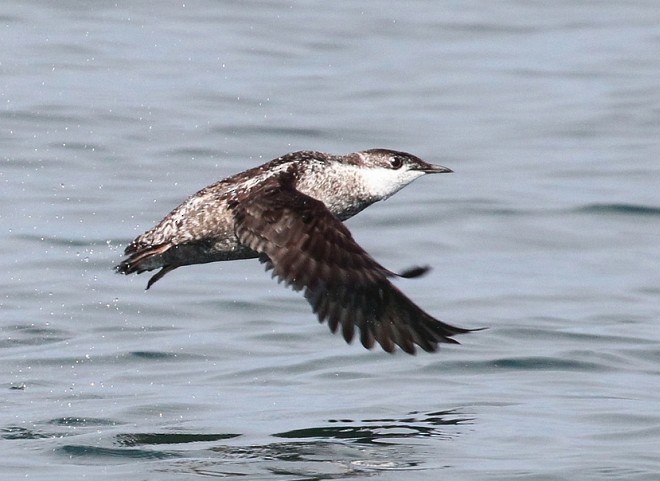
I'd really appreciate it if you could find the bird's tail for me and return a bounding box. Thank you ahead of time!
[115,243,176,289]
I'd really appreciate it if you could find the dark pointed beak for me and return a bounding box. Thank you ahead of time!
[419,162,453,174]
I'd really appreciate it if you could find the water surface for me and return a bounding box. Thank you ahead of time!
[2,1,660,479]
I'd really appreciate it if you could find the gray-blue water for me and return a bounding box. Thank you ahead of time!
[2,1,660,479]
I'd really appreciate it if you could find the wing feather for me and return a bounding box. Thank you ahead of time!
[232,175,473,354]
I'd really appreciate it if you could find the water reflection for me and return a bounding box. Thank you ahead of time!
[0,409,472,477]
[274,410,470,444]
[52,409,469,478]
[204,410,469,478]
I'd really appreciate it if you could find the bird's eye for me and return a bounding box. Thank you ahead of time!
[390,157,403,169]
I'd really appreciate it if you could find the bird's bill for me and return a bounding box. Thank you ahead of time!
[418,162,453,174]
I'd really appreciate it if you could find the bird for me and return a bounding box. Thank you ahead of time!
[115,149,474,354]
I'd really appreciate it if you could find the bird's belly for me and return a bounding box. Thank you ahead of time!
[161,237,258,267]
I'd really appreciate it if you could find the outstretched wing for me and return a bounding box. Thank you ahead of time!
[231,175,472,354]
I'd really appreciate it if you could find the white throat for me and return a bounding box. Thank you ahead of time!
[355,166,426,200]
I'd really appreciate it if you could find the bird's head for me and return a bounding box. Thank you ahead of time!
[354,149,452,200]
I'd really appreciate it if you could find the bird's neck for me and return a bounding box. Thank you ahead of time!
[294,162,382,221]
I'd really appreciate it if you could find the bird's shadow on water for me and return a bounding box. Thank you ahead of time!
[42,409,473,479]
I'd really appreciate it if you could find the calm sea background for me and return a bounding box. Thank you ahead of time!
[2,1,660,480]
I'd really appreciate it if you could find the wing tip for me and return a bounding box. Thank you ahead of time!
[397,265,431,279]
